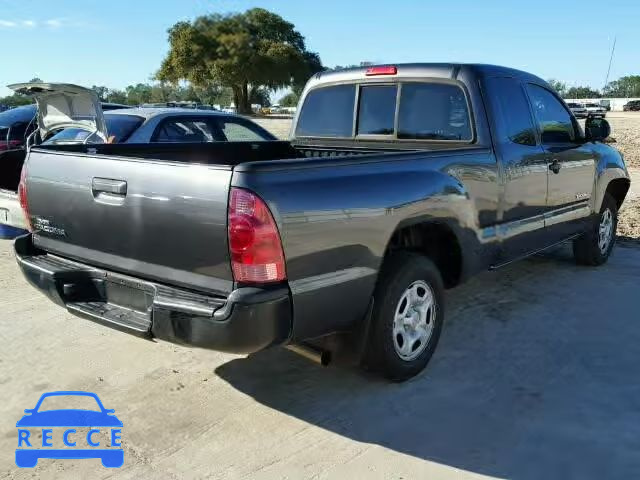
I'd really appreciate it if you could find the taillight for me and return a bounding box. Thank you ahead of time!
[0,140,22,152]
[228,187,286,283]
[365,66,397,76]
[18,164,33,231]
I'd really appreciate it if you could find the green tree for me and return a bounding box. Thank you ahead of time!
[91,85,110,101]
[604,75,640,97]
[125,83,153,105]
[157,8,322,113]
[547,79,567,97]
[0,94,32,107]
[249,86,271,107]
[105,89,128,104]
[279,91,299,107]
[565,86,601,99]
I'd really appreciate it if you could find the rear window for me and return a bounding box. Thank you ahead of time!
[295,85,356,137]
[296,81,471,141]
[357,85,397,135]
[0,105,36,127]
[43,114,144,144]
[398,83,471,140]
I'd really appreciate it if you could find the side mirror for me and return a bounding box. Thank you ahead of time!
[23,409,33,414]
[585,115,611,142]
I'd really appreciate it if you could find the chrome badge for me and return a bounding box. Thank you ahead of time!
[33,217,66,237]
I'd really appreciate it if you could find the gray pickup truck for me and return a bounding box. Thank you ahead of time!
[14,64,630,380]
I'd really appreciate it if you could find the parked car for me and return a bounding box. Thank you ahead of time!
[0,97,128,230]
[583,102,607,117]
[0,84,275,230]
[599,99,611,111]
[566,102,588,118]
[623,100,640,111]
[14,65,629,381]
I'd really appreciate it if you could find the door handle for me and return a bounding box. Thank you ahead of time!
[548,159,561,174]
[92,178,127,196]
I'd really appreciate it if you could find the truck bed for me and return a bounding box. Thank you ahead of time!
[23,139,480,296]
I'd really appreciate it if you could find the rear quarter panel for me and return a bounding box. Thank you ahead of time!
[233,149,499,340]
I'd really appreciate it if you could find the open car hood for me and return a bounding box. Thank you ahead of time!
[7,83,107,141]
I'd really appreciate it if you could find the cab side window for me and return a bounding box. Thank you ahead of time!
[484,77,537,146]
[526,84,575,143]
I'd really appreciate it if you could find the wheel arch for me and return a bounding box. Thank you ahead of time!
[605,177,631,210]
[380,218,466,289]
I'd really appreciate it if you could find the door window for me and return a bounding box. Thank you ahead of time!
[484,77,537,146]
[216,119,271,141]
[526,84,576,143]
[154,118,223,143]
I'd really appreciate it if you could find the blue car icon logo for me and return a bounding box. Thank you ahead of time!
[16,391,123,468]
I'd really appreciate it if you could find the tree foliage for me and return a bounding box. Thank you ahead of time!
[91,85,109,101]
[547,79,567,97]
[279,91,299,107]
[604,75,640,97]
[565,86,601,99]
[156,8,322,113]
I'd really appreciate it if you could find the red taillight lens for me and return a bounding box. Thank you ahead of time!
[365,66,397,76]
[0,140,22,152]
[18,164,33,231]
[228,187,286,283]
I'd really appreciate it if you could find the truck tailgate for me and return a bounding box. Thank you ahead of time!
[24,149,234,294]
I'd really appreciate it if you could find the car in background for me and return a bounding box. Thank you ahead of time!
[583,102,607,117]
[566,102,588,118]
[0,102,127,153]
[44,107,276,145]
[1,83,276,231]
[623,100,640,112]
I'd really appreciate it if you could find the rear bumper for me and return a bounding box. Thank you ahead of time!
[14,234,292,354]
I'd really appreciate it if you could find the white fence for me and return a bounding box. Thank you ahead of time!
[563,98,640,112]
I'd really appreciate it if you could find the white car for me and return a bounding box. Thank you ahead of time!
[583,103,606,118]
[566,102,587,118]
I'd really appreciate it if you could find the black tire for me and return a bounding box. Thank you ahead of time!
[573,192,618,266]
[363,252,445,381]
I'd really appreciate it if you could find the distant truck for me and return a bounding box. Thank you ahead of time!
[14,64,630,380]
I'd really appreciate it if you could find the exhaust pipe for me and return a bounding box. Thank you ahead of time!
[286,343,331,366]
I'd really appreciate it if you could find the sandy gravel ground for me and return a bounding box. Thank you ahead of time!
[603,113,640,243]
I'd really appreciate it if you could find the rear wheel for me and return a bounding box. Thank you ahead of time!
[363,252,444,381]
[573,193,618,266]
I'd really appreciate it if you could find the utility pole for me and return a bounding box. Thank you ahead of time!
[603,36,617,94]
